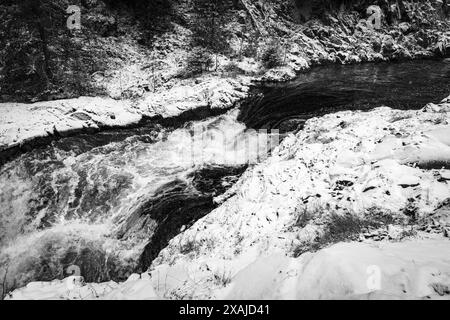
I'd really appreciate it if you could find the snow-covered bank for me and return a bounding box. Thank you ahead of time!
[7,239,450,300]
[6,94,450,300]
[0,76,252,159]
[0,97,140,152]
[218,239,450,299]
[145,94,450,299]
[138,75,253,118]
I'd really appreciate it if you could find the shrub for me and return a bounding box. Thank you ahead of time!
[292,209,395,257]
[261,41,284,69]
[182,48,213,77]
[241,32,260,58]
[402,198,419,222]
[223,61,241,76]
[293,204,321,229]
[179,237,202,256]
[213,269,232,287]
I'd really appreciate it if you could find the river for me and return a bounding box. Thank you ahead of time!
[0,59,449,291]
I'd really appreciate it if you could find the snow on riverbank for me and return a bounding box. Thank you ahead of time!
[218,239,450,299]
[0,97,140,152]
[0,76,253,154]
[138,75,253,118]
[145,94,450,299]
[6,95,450,300]
[7,238,450,300]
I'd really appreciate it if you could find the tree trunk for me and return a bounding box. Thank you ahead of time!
[37,22,51,86]
[31,0,52,87]
[396,0,409,21]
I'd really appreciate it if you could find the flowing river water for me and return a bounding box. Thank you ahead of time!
[0,59,449,290]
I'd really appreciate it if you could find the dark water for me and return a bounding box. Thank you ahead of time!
[240,59,450,131]
[0,59,449,290]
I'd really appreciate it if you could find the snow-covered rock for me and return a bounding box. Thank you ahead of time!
[0,97,141,152]
[138,75,253,118]
[261,66,297,82]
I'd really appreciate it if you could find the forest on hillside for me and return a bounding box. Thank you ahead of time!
[0,0,448,102]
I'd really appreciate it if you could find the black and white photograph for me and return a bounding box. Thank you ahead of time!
[0,0,449,307]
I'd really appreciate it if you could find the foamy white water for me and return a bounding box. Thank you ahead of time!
[0,109,278,290]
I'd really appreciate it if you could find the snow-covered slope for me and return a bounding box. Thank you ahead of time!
[7,239,450,300]
[218,239,450,300]
[6,95,450,300]
[146,94,450,299]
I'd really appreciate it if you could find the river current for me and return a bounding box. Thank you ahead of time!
[0,59,449,290]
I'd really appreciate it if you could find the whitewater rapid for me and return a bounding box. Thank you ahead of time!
[0,109,278,289]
